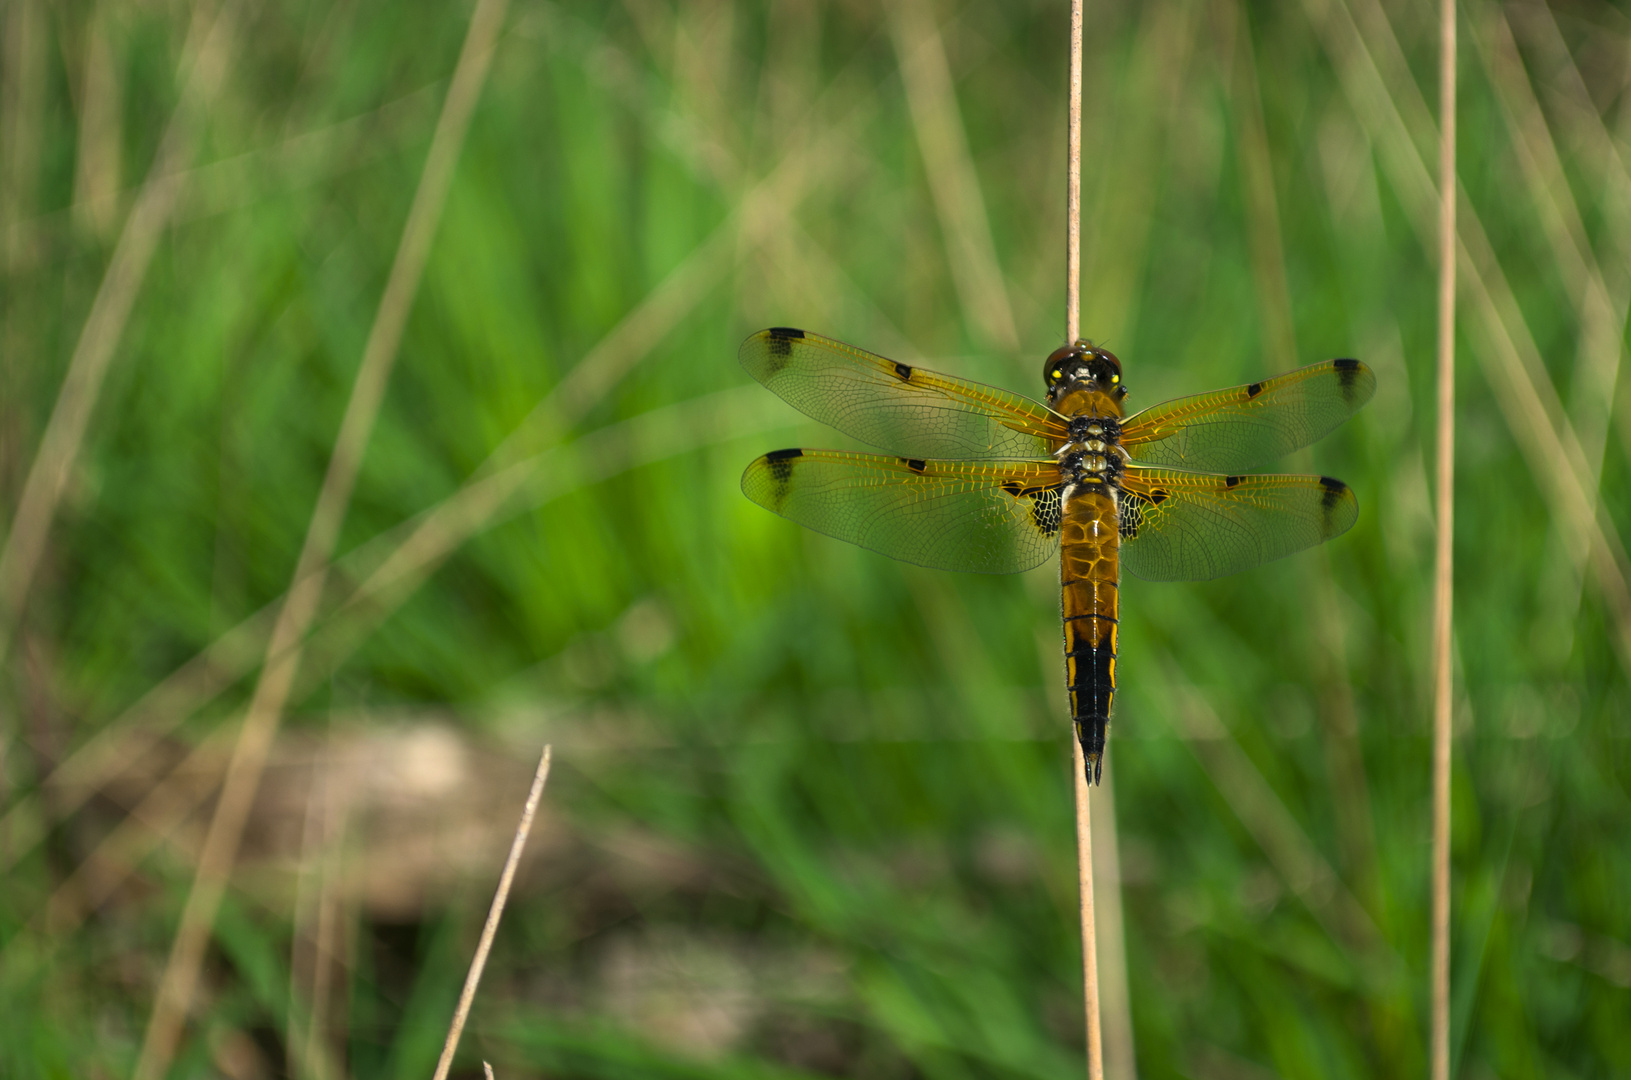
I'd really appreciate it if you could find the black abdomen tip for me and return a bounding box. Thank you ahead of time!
[1075,716,1108,785]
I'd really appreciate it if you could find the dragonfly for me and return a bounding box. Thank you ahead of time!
[739,328,1374,783]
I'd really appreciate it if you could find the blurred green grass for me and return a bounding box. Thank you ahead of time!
[1,1,1628,1078]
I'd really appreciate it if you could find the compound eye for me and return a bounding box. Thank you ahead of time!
[1043,344,1081,386]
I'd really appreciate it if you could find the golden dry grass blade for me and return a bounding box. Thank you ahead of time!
[431,745,553,1080]
[1507,5,1631,475]
[132,1,511,1074]
[0,2,236,661]
[1479,9,1626,461]
[1064,5,1103,1077]
[1066,0,1083,343]
[1073,739,1104,1080]
[71,3,122,239]
[1430,3,1456,1078]
[1,0,46,267]
[0,105,861,881]
[1091,765,1137,1080]
[1307,0,1631,671]
[1077,1,1199,351]
[287,730,348,1080]
[4,386,781,959]
[1476,9,1628,659]
[1229,2,1298,374]
[34,718,241,941]
[1168,674,1397,977]
[889,0,1019,352]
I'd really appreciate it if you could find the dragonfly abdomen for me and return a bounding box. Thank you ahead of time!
[1060,486,1120,785]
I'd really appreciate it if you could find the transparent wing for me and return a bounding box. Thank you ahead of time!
[741,448,1063,574]
[1118,467,1359,582]
[740,328,1067,459]
[1121,358,1375,472]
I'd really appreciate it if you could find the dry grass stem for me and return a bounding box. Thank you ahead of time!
[1310,0,1631,670]
[432,745,554,1080]
[0,88,869,883]
[1169,672,1396,974]
[0,2,236,661]
[0,387,781,933]
[1430,1,1456,1077]
[1092,764,1137,1080]
[288,733,349,1080]
[1065,0,1083,344]
[1073,740,1104,1080]
[889,0,1019,351]
[1229,6,1298,374]
[132,1,511,1075]
[1064,3,1102,1076]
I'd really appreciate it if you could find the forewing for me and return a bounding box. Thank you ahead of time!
[742,449,1063,574]
[1118,467,1359,582]
[1121,358,1375,472]
[740,328,1066,459]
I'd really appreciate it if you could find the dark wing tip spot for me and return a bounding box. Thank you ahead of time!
[761,449,803,504]
[1225,475,1243,488]
[1332,357,1365,400]
[762,327,804,362]
[903,457,928,473]
[1317,479,1356,535]
[1319,475,1350,519]
[1246,382,1263,398]
[893,361,913,381]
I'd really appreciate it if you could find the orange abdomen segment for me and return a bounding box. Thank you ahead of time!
[1060,486,1120,783]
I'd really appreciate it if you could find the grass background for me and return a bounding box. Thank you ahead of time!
[1,0,1628,1077]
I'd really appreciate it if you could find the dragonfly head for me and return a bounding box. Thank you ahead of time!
[1044,341,1125,405]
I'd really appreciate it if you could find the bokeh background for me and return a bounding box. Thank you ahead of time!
[2,0,1628,1077]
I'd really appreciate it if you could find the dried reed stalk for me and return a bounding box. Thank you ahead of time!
[1074,743,1104,1080]
[1065,0,1083,347]
[431,745,553,1080]
[1065,4,1103,1078]
[0,2,235,661]
[130,2,511,1076]
[1430,0,1457,1078]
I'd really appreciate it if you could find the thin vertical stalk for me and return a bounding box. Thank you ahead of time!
[1066,9,1102,1077]
[1066,0,1083,344]
[1074,743,1105,1080]
[1430,0,1457,1078]
[432,746,553,1080]
[130,2,510,1076]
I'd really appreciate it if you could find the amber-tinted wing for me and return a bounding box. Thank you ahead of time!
[741,449,1063,574]
[1117,466,1359,582]
[740,328,1068,459]
[1120,358,1375,472]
